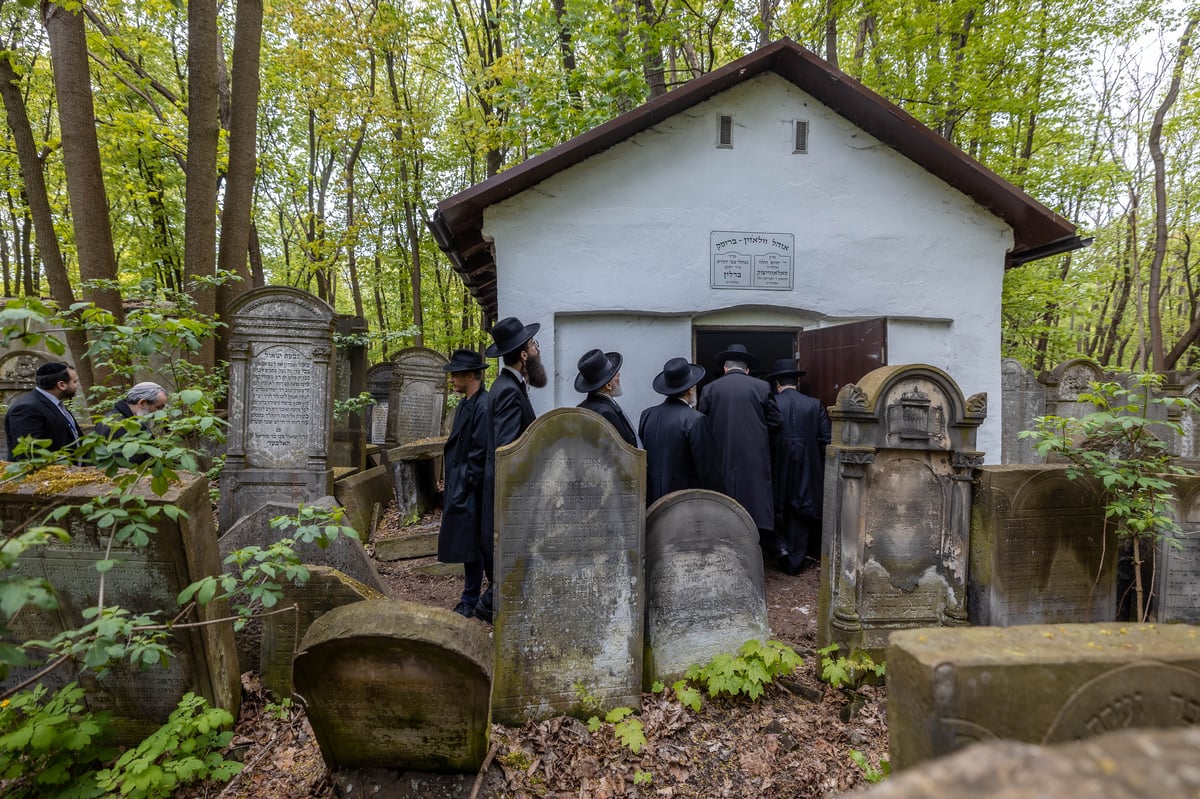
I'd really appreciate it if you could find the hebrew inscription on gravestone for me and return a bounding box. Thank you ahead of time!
[387,347,448,446]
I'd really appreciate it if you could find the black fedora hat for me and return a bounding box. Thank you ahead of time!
[485,316,540,358]
[766,357,806,380]
[652,357,706,396]
[714,343,759,370]
[574,349,622,393]
[443,348,487,373]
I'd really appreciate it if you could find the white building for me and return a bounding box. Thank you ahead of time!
[430,40,1083,461]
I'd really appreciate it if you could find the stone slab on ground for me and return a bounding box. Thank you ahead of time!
[887,623,1200,770]
[374,530,439,561]
[333,464,393,538]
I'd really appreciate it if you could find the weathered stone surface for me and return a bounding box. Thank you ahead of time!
[887,623,1200,770]
[0,471,239,744]
[1042,358,1106,420]
[294,599,492,772]
[1161,475,1200,623]
[818,365,984,656]
[261,566,383,697]
[331,767,507,799]
[999,358,1043,465]
[331,315,368,470]
[387,347,448,446]
[860,727,1200,799]
[644,490,768,687]
[365,362,394,445]
[492,408,646,725]
[333,464,393,538]
[220,287,336,531]
[414,561,465,577]
[386,439,443,524]
[374,531,439,561]
[969,465,1112,626]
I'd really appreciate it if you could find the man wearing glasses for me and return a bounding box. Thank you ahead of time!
[94,382,168,466]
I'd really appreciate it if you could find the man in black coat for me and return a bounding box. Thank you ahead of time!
[476,315,544,623]
[93,382,168,467]
[5,362,81,460]
[575,348,637,447]
[638,357,718,506]
[698,344,783,557]
[766,358,832,574]
[438,350,493,617]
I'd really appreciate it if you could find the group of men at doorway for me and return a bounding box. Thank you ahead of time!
[439,315,832,626]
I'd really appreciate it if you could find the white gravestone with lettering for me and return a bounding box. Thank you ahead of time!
[644,490,769,688]
[365,362,394,445]
[492,408,646,725]
[220,287,336,531]
[387,347,448,446]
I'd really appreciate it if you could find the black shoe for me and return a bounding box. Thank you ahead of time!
[452,600,476,618]
[473,596,494,624]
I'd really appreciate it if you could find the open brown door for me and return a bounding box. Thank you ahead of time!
[797,318,887,408]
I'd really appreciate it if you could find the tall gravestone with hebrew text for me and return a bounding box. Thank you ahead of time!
[492,408,645,725]
[386,347,448,446]
[644,490,768,688]
[220,287,336,532]
[818,364,985,656]
[1161,475,1200,623]
[365,362,393,445]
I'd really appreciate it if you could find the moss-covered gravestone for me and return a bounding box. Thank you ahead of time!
[293,600,492,771]
[643,490,768,687]
[492,408,646,725]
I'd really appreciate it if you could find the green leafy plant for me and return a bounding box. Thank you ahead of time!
[0,682,111,798]
[264,697,294,721]
[670,679,703,712]
[682,640,802,701]
[818,643,885,692]
[1020,373,1197,621]
[849,749,890,783]
[333,391,375,422]
[633,770,653,785]
[585,706,646,754]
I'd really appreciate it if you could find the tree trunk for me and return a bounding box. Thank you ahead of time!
[636,0,666,99]
[41,2,123,336]
[0,52,95,389]
[551,0,582,109]
[824,0,838,68]
[185,0,220,369]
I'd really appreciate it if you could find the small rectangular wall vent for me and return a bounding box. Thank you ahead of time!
[793,119,809,154]
[717,114,733,148]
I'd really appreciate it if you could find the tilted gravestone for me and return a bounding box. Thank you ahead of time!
[331,315,368,471]
[999,358,1044,465]
[293,599,492,771]
[818,364,985,656]
[260,566,384,697]
[220,286,336,532]
[365,362,394,445]
[643,490,768,688]
[0,471,239,744]
[887,623,1200,770]
[332,464,393,538]
[386,347,448,446]
[492,408,646,725]
[969,465,1112,626]
[1161,476,1200,623]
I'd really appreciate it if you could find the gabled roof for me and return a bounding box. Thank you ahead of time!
[430,39,1082,316]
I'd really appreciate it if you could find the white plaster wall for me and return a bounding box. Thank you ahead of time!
[485,73,1011,459]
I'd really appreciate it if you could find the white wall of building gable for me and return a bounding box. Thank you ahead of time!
[485,72,1011,459]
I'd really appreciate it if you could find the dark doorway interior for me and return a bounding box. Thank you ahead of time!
[693,328,798,399]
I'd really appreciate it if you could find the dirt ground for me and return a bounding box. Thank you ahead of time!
[177,504,888,798]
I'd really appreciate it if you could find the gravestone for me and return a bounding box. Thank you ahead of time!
[887,623,1200,770]
[1041,358,1105,420]
[294,599,492,771]
[1160,476,1200,623]
[220,287,336,532]
[818,364,985,656]
[387,347,448,446]
[999,358,1044,465]
[969,465,1112,625]
[386,437,444,524]
[365,362,394,445]
[261,566,384,697]
[0,471,239,744]
[332,464,393,538]
[643,490,769,687]
[492,408,646,725]
[331,315,368,470]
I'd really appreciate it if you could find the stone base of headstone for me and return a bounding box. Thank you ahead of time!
[374,531,439,561]
[218,468,334,535]
[887,623,1200,770]
[333,464,393,538]
[415,562,465,577]
[386,439,444,524]
[294,600,492,772]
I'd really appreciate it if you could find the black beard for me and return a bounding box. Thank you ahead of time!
[525,353,548,388]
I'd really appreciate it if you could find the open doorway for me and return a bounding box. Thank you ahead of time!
[693,328,798,399]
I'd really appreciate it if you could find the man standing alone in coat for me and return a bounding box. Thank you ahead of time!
[575,349,637,447]
[476,315,544,623]
[639,357,718,506]
[766,358,831,574]
[439,350,493,617]
[698,344,783,559]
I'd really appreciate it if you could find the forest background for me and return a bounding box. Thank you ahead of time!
[2,0,1200,384]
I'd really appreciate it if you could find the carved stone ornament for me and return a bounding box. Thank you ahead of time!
[965,392,987,417]
[952,452,984,471]
[887,384,945,441]
[841,384,868,411]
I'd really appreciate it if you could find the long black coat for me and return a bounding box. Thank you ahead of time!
[578,393,637,447]
[5,389,79,459]
[698,371,782,530]
[490,368,535,448]
[439,387,493,563]
[771,388,831,522]
[638,397,719,506]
